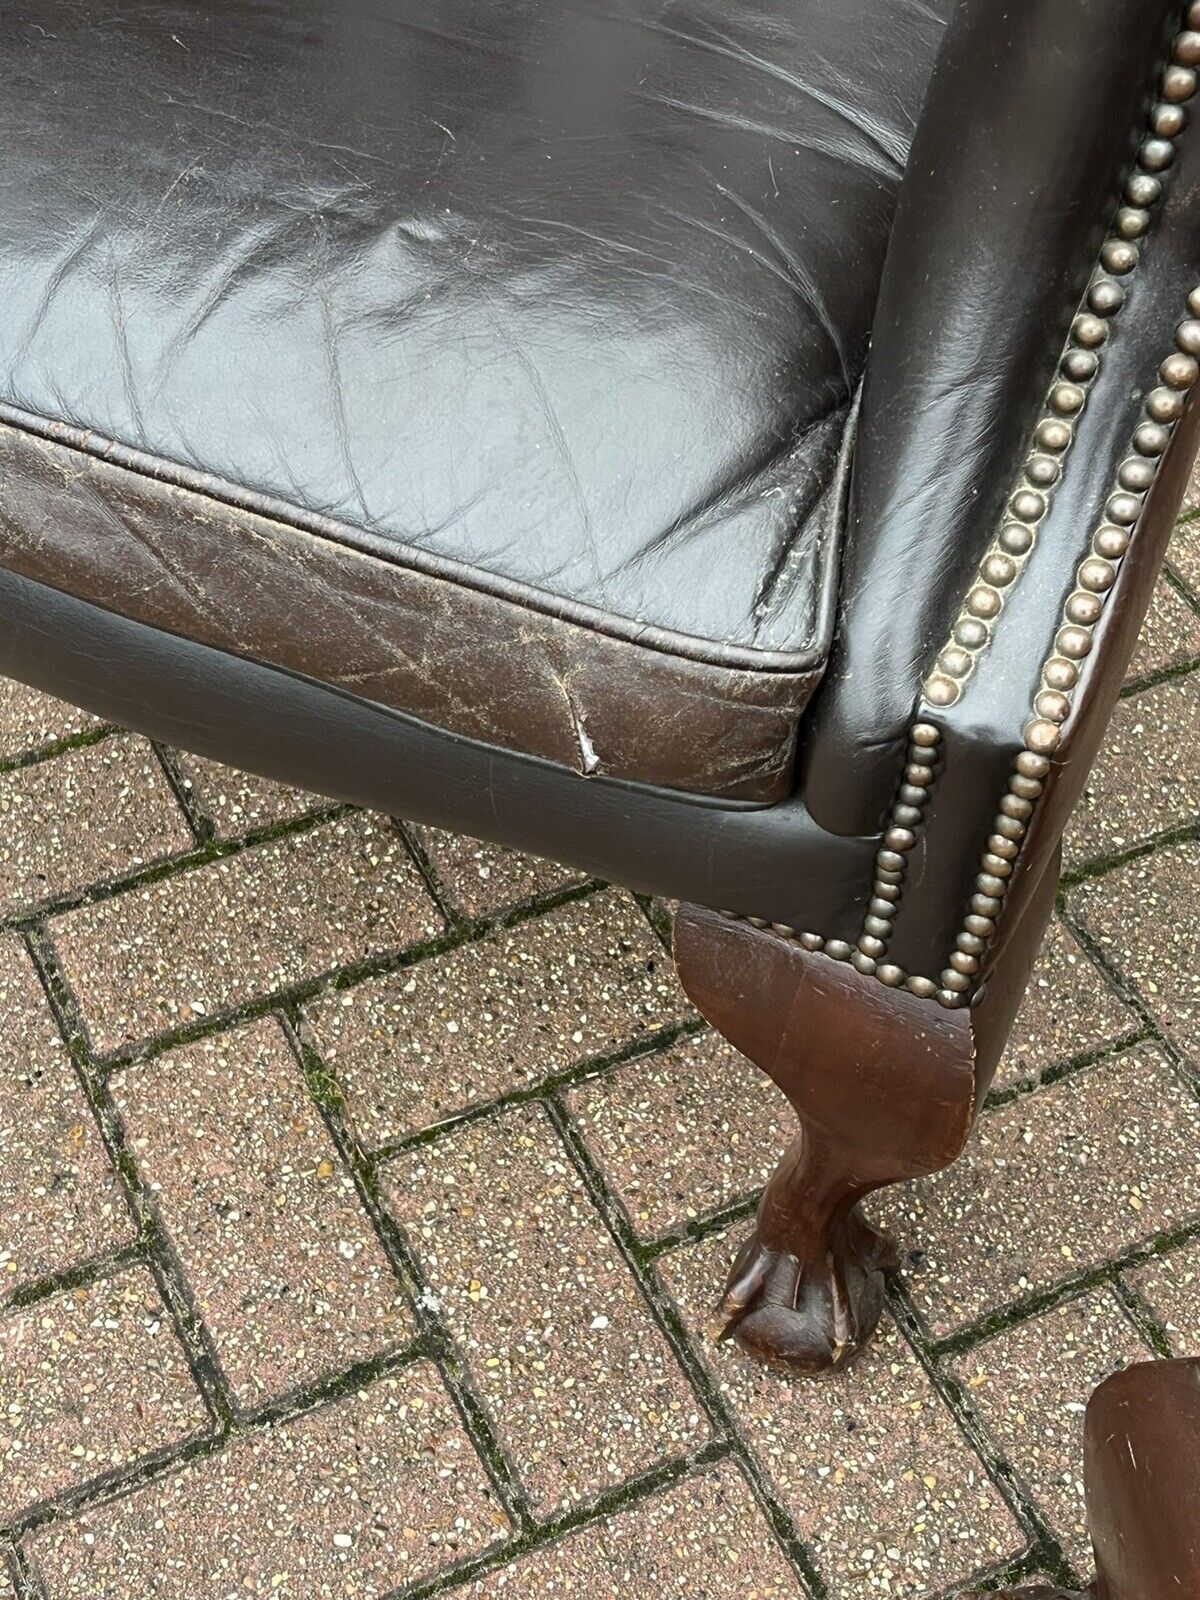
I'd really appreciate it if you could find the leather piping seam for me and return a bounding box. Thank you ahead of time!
[0,402,831,679]
[718,13,1198,999]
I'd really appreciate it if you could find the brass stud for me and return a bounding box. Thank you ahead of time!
[1118,457,1157,493]
[965,914,996,938]
[987,834,1020,859]
[971,893,1003,917]
[1094,525,1131,561]
[1009,774,1044,801]
[993,814,1026,841]
[1175,29,1200,68]
[852,951,878,975]
[1066,590,1103,626]
[1080,555,1118,590]
[999,523,1034,556]
[1010,489,1046,522]
[1147,386,1185,422]
[1151,102,1187,139]
[1062,348,1099,382]
[864,916,893,938]
[941,969,971,993]
[1115,206,1151,239]
[925,674,959,708]
[1176,318,1200,356]
[982,553,1018,587]
[884,827,916,852]
[1015,750,1050,779]
[907,975,937,999]
[898,785,929,808]
[967,585,1003,620]
[1089,278,1125,317]
[877,851,906,874]
[1025,717,1062,755]
[911,723,941,747]
[905,761,936,783]
[1125,171,1162,207]
[957,931,987,956]
[936,989,966,1010]
[1101,239,1138,275]
[824,939,851,961]
[950,951,980,976]
[1026,454,1061,487]
[1072,313,1109,348]
[1191,285,1200,316]
[1037,418,1073,452]
[873,881,902,903]
[1043,656,1078,691]
[1057,625,1094,660]
[868,897,897,920]
[976,873,1008,899]
[1140,136,1177,171]
[877,964,905,987]
[1162,63,1198,101]
[939,646,972,678]
[955,618,989,649]
[1051,382,1086,415]
[1000,792,1034,820]
[1162,351,1200,389]
[892,804,923,828]
[858,935,886,959]
[1133,421,1171,455]
[800,932,824,951]
[1035,688,1070,722]
[981,852,1014,877]
[747,915,769,928]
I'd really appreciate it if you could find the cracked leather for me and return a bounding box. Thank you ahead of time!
[0,0,952,801]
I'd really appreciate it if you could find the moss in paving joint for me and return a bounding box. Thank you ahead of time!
[926,1216,1200,1362]
[149,742,217,846]
[1118,650,1200,699]
[1110,1276,1176,1360]
[541,1094,829,1597]
[22,928,239,1434]
[0,722,119,778]
[640,1190,762,1267]
[1058,818,1200,891]
[2,1241,145,1317]
[280,1014,537,1533]
[983,1028,1152,1112]
[884,1279,1067,1582]
[632,890,674,953]
[5,1540,47,1600]
[366,1012,707,1166]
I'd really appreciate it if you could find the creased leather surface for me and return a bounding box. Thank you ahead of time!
[0,0,951,775]
[0,418,825,800]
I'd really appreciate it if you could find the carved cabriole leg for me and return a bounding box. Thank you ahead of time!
[672,858,1058,1375]
[673,905,979,1373]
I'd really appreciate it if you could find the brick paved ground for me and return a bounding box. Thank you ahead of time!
[2,486,1200,1600]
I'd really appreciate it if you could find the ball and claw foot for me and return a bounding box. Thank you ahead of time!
[710,1208,901,1375]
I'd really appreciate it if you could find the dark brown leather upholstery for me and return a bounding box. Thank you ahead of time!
[0,0,953,801]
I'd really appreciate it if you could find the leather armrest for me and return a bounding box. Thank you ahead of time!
[800,0,1180,837]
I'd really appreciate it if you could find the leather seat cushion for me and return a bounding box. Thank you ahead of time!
[0,0,950,801]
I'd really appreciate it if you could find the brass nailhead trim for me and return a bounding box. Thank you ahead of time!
[921,28,1198,712]
[720,16,1197,1005]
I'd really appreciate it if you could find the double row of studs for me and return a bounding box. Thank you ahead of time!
[721,16,1200,999]
[922,18,1200,711]
[935,289,1200,1001]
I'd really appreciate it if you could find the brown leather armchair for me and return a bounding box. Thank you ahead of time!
[2,0,1197,1375]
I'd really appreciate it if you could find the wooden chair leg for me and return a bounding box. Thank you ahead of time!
[672,904,981,1373]
[973,1358,1200,1600]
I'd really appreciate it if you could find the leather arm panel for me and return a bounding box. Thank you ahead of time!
[801,0,1180,836]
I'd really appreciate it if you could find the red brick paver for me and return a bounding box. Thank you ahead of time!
[25,1363,507,1599]
[382,1104,708,1514]
[49,813,441,1054]
[112,1017,411,1408]
[449,1460,802,1598]
[0,937,126,1297]
[307,891,685,1150]
[0,1268,207,1521]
